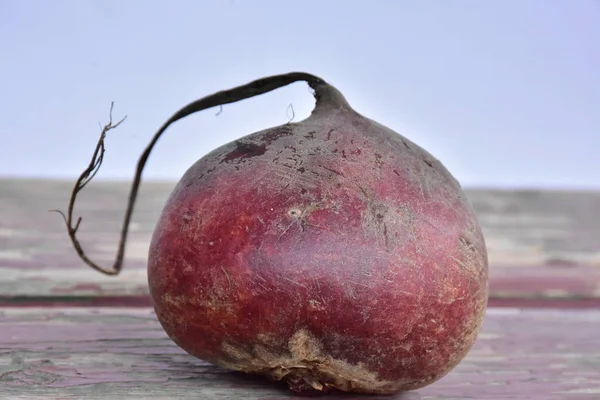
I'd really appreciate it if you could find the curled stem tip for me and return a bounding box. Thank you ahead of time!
[55,72,329,276]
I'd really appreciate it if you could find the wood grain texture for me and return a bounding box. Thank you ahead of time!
[1,307,599,399]
[1,178,599,300]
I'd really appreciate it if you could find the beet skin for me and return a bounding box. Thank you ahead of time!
[147,82,489,394]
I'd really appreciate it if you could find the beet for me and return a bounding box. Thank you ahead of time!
[59,72,488,395]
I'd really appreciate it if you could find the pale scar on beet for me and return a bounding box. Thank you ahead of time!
[55,72,489,395]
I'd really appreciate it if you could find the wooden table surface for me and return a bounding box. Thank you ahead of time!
[1,307,598,400]
[1,178,599,399]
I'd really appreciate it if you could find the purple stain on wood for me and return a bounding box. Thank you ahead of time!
[490,263,600,299]
[489,297,600,309]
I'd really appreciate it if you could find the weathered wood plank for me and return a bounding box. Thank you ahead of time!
[0,307,598,399]
[2,178,600,300]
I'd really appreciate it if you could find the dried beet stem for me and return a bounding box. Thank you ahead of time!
[54,72,339,276]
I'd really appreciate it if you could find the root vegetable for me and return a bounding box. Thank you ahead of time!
[59,72,489,395]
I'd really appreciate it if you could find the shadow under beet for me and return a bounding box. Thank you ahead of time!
[145,353,422,399]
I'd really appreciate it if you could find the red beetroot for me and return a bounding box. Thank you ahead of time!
[62,73,488,395]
